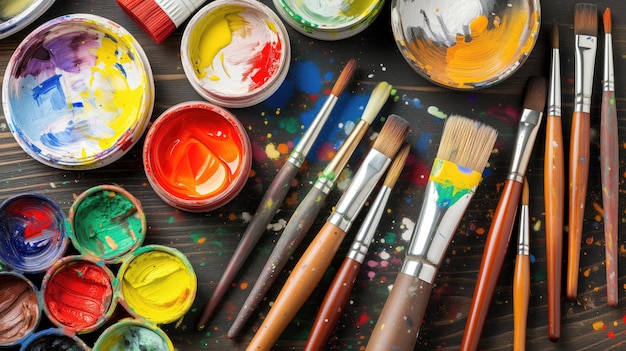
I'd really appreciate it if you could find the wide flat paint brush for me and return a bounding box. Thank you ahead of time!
[246,114,410,351]
[197,58,356,330]
[365,115,497,351]
[514,178,530,351]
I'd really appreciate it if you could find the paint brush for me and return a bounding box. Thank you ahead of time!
[513,178,530,351]
[246,114,409,351]
[460,76,546,351]
[304,143,410,351]
[228,81,392,338]
[567,3,597,301]
[196,59,356,330]
[601,7,619,308]
[544,19,564,341]
[366,115,498,351]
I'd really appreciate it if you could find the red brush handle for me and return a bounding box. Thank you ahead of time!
[461,179,522,351]
[513,253,530,351]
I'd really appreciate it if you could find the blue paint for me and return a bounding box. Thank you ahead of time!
[416,133,432,153]
[402,94,423,109]
[294,61,323,94]
[264,78,295,109]
[32,75,66,110]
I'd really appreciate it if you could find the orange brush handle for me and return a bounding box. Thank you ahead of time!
[567,111,590,300]
[513,253,530,351]
[461,179,522,351]
[246,221,347,351]
[544,114,564,340]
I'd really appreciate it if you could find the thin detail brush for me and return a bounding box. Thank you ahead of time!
[514,178,530,351]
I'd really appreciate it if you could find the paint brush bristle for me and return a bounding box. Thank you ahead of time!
[552,20,559,50]
[522,177,529,206]
[603,7,611,34]
[361,82,393,125]
[383,143,410,189]
[372,114,410,159]
[437,115,498,174]
[523,76,547,112]
[574,3,598,37]
[331,58,357,97]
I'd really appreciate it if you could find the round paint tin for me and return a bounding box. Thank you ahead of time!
[0,193,68,273]
[0,0,55,39]
[42,255,117,334]
[390,0,540,90]
[117,245,197,325]
[69,185,146,264]
[93,318,174,351]
[143,101,252,212]
[19,328,90,351]
[273,0,385,40]
[181,0,291,108]
[2,13,155,170]
[0,272,41,347]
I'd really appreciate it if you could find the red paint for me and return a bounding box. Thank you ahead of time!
[9,207,55,240]
[248,40,282,88]
[355,312,371,327]
[608,331,616,339]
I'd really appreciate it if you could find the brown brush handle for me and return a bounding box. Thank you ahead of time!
[513,253,530,351]
[461,179,522,351]
[567,111,590,300]
[366,272,433,351]
[246,221,347,350]
[544,114,564,340]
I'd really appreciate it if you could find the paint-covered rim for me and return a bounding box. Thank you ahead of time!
[18,328,90,351]
[0,272,41,347]
[1,13,155,170]
[92,318,174,351]
[0,0,56,40]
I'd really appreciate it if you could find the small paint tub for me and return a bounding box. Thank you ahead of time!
[69,185,146,264]
[273,0,385,40]
[143,101,252,212]
[0,193,68,273]
[117,245,197,325]
[42,255,118,334]
[2,13,155,169]
[181,0,290,108]
[0,0,55,39]
[19,328,90,351]
[93,318,173,351]
[0,272,41,347]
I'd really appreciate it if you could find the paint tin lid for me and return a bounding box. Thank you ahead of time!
[272,0,385,40]
[0,0,56,39]
[18,328,90,351]
[68,185,147,264]
[181,0,291,108]
[2,13,155,170]
[93,318,174,351]
[0,193,68,274]
[0,272,41,347]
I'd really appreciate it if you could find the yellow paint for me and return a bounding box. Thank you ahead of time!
[265,143,281,159]
[592,321,606,331]
[0,0,35,19]
[430,158,482,192]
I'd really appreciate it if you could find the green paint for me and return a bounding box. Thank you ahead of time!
[280,117,300,134]
[384,232,396,244]
[427,105,447,119]
[168,217,175,224]
[190,232,206,244]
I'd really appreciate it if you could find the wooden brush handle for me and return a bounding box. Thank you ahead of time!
[304,257,362,351]
[544,114,564,340]
[600,90,619,307]
[461,179,522,351]
[513,253,530,351]
[567,111,590,300]
[366,272,433,351]
[246,221,347,350]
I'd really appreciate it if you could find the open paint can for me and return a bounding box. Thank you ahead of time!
[0,272,41,347]
[0,0,56,39]
[93,318,174,351]
[18,328,90,351]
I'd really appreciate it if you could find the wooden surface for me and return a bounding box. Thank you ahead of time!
[1,1,626,350]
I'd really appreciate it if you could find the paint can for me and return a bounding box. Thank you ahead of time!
[18,328,90,351]
[180,0,290,108]
[272,0,385,40]
[92,318,174,351]
[143,101,252,212]
[0,272,41,347]
[0,0,55,39]
[2,13,155,169]
[117,245,197,325]
[0,193,68,273]
[69,185,146,264]
[41,255,118,334]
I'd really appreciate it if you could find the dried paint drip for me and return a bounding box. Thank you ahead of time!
[0,273,39,345]
[2,14,154,169]
[390,0,540,89]
[94,319,173,351]
[0,193,67,273]
[20,329,88,351]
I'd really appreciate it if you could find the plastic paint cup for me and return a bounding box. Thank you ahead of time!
[93,318,174,351]
[0,193,68,273]
[143,101,252,212]
[273,0,385,40]
[19,328,90,351]
[0,0,55,39]
[117,245,197,325]
[0,272,41,347]
[181,0,291,108]
[42,255,117,334]
[69,185,146,264]
[2,13,155,170]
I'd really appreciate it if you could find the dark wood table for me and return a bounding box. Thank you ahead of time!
[1,0,625,350]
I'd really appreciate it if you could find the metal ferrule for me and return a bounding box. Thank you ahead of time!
[507,109,543,183]
[328,149,391,232]
[603,33,614,92]
[517,204,530,256]
[548,48,561,117]
[288,95,339,167]
[347,185,391,263]
[574,34,597,113]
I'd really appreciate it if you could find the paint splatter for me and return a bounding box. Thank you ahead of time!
[427,106,448,119]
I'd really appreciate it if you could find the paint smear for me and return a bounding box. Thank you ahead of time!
[0,274,39,344]
[22,331,87,351]
[282,0,380,26]
[95,321,173,351]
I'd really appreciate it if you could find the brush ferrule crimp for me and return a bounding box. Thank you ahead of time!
[517,205,530,256]
[347,186,391,263]
[603,33,615,92]
[508,109,542,183]
[574,34,597,113]
[548,48,561,117]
